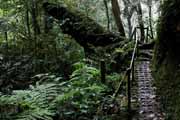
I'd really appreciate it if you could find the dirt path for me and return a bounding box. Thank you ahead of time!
[136,61,164,120]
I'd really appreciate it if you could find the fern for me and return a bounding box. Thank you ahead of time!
[71,62,100,81]
[0,64,112,120]
[0,83,59,120]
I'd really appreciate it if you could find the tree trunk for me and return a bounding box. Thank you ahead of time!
[25,1,31,38]
[4,31,8,54]
[136,1,145,42]
[43,2,123,52]
[103,0,110,31]
[31,0,41,36]
[127,16,132,38]
[111,0,126,37]
[148,0,154,39]
[122,0,134,38]
[31,0,41,72]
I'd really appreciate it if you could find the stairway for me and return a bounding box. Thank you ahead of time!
[135,60,164,119]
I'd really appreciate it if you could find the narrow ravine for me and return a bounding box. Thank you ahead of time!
[136,61,164,120]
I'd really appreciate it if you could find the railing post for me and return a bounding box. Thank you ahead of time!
[136,40,139,58]
[127,68,131,114]
[100,60,106,84]
[134,28,137,42]
[132,60,135,82]
[146,27,149,43]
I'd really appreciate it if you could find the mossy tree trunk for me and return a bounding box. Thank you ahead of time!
[43,2,124,53]
[111,0,126,37]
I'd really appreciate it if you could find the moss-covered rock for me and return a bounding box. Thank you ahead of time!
[153,0,180,119]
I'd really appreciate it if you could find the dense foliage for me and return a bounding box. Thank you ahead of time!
[0,0,161,119]
[0,62,125,120]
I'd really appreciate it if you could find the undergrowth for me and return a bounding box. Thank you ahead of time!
[0,62,124,120]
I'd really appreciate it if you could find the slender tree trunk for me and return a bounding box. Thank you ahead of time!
[4,32,8,52]
[103,0,110,31]
[122,0,133,38]
[31,0,41,72]
[3,10,8,55]
[111,0,126,37]
[44,12,49,33]
[25,1,31,38]
[148,0,154,39]
[31,0,41,36]
[136,1,145,42]
[127,16,132,38]
[149,5,153,39]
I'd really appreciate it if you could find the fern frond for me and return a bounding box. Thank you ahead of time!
[0,83,58,120]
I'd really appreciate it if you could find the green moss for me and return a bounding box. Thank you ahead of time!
[153,0,180,119]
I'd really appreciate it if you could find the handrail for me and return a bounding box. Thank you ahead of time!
[129,33,138,70]
[113,69,129,98]
[113,27,137,98]
[113,26,150,115]
[112,26,151,115]
[126,27,138,114]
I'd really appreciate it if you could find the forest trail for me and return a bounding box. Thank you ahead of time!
[135,60,164,120]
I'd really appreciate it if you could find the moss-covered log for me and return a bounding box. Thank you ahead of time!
[43,2,122,50]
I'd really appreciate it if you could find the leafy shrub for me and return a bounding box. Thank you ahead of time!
[55,62,110,120]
